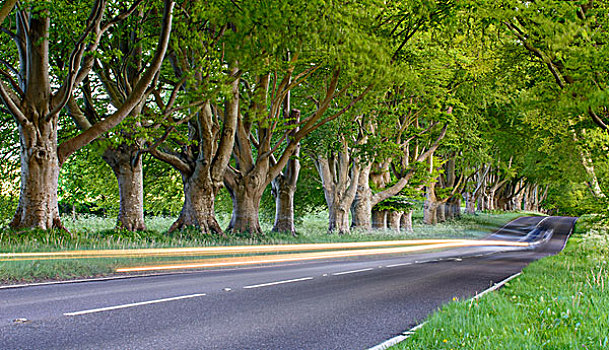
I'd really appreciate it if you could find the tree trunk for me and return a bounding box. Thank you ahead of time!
[328,201,351,234]
[488,190,496,210]
[401,210,413,232]
[271,110,301,235]
[423,173,438,225]
[372,209,387,229]
[465,193,476,214]
[10,121,63,230]
[423,201,438,225]
[271,178,297,235]
[170,171,223,235]
[436,203,446,222]
[351,165,372,230]
[387,211,402,231]
[102,146,146,231]
[448,197,461,219]
[314,150,361,235]
[226,181,264,235]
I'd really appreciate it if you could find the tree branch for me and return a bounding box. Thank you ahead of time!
[149,148,192,175]
[57,0,175,165]
[0,0,17,24]
[48,0,107,119]
[0,79,26,125]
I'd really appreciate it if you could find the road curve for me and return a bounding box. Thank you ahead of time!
[0,216,577,350]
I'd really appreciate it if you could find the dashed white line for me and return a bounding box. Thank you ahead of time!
[386,262,412,268]
[332,268,374,276]
[63,293,206,316]
[243,277,313,289]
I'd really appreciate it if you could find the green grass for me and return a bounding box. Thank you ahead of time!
[0,211,528,284]
[390,216,609,350]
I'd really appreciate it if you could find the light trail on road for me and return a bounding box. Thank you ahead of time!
[115,240,530,272]
[0,239,527,262]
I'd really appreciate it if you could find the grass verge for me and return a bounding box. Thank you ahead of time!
[0,211,528,284]
[390,216,608,350]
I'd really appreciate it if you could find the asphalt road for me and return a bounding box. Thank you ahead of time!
[0,216,577,350]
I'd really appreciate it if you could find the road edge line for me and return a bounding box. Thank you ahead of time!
[366,271,522,350]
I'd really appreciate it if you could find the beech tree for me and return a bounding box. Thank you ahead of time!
[64,2,175,231]
[220,0,390,234]
[0,0,174,230]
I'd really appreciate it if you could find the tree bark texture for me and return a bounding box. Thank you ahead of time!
[271,182,297,234]
[372,209,387,230]
[423,201,438,225]
[314,146,361,234]
[387,211,403,231]
[271,110,301,235]
[436,203,446,222]
[170,171,223,235]
[102,146,146,231]
[10,121,62,230]
[423,178,438,225]
[226,181,264,235]
[351,164,372,230]
[401,210,413,232]
[446,197,461,219]
[465,192,476,214]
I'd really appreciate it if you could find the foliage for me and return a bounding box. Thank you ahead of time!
[374,196,419,212]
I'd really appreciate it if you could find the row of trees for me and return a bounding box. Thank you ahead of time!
[0,0,607,235]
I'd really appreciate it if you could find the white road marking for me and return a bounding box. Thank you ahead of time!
[386,262,412,268]
[63,293,206,316]
[243,277,313,289]
[471,272,522,299]
[332,268,374,276]
[367,271,524,350]
[367,322,428,350]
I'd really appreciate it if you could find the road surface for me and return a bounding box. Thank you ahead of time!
[0,216,576,350]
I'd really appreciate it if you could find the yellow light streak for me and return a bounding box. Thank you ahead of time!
[0,239,477,261]
[115,240,530,273]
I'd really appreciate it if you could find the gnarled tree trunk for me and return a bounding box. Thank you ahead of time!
[446,196,461,220]
[314,146,361,234]
[328,201,351,234]
[464,192,476,214]
[423,201,438,225]
[225,173,265,235]
[11,120,62,230]
[103,146,146,231]
[271,175,298,235]
[170,171,223,235]
[351,164,372,230]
